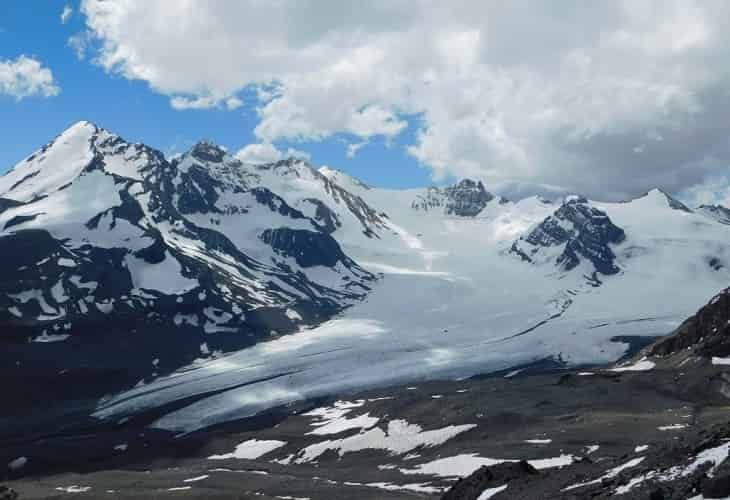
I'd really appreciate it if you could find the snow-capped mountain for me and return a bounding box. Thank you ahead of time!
[0,122,377,402]
[5,121,730,435]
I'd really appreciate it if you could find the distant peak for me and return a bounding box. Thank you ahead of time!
[645,188,692,212]
[188,140,227,163]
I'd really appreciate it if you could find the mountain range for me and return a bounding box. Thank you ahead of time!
[3,121,730,435]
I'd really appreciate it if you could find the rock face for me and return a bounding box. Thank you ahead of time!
[649,288,730,358]
[441,461,539,500]
[511,195,626,276]
[412,179,496,216]
[0,122,376,412]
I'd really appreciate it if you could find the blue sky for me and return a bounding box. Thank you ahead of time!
[0,2,434,189]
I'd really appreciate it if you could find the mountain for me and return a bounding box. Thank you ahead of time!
[4,122,730,441]
[0,122,377,409]
[510,195,626,279]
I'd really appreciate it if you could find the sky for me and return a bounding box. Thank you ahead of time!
[2,1,730,205]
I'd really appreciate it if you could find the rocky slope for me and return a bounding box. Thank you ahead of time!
[6,290,730,499]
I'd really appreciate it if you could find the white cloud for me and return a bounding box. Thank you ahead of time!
[61,5,73,24]
[0,56,60,100]
[77,0,730,199]
[235,142,310,164]
[346,141,368,159]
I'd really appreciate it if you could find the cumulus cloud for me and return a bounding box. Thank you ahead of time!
[0,55,60,100]
[235,142,310,164]
[61,5,73,24]
[77,0,730,199]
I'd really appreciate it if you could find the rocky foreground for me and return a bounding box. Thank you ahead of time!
[5,289,730,500]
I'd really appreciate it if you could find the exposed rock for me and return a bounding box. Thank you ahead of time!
[441,461,538,500]
[702,474,730,498]
[412,179,495,217]
[649,288,730,358]
[0,486,18,500]
[511,195,626,275]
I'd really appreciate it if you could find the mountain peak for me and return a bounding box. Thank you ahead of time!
[188,140,227,163]
[644,188,692,212]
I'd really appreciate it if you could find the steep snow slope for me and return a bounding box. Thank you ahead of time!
[95,174,730,432]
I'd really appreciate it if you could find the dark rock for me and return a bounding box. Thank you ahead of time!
[0,486,18,500]
[412,179,494,217]
[702,474,730,498]
[649,288,730,357]
[260,227,347,268]
[441,461,538,500]
[511,196,625,276]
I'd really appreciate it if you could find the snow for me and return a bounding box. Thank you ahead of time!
[712,356,730,366]
[167,486,192,491]
[285,308,303,321]
[304,400,379,436]
[183,475,209,483]
[616,441,730,494]
[525,439,552,444]
[564,456,645,491]
[610,357,656,372]
[31,332,70,343]
[365,482,443,494]
[477,484,508,500]
[635,445,649,453]
[401,452,576,478]
[0,122,95,202]
[55,485,92,493]
[124,253,198,295]
[658,424,687,431]
[296,420,476,463]
[208,439,286,460]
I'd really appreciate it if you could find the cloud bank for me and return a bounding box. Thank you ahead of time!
[77,0,730,200]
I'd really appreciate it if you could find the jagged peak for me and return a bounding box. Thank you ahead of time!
[187,140,228,163]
